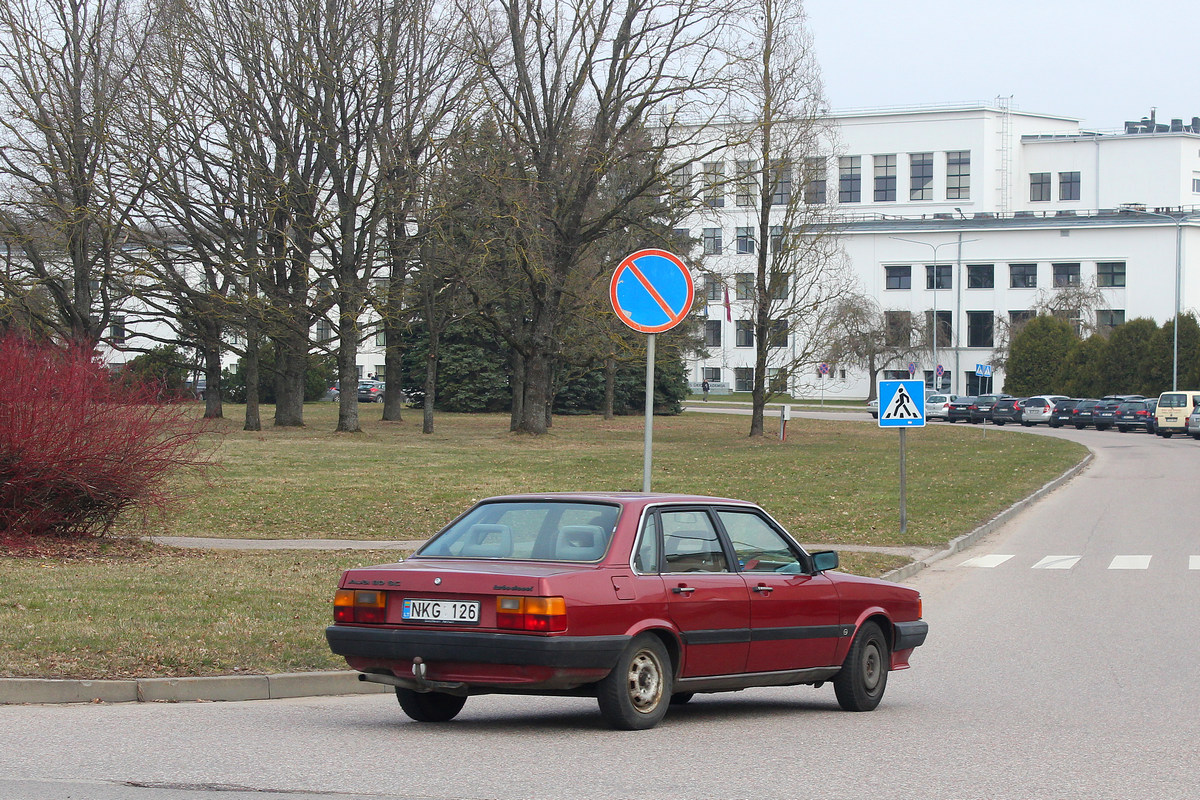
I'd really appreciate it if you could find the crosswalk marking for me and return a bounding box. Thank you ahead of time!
[961,554,1015,568]
[1032,555,1081,570]
[958,554,1200,570]
[1109,555,1152,570]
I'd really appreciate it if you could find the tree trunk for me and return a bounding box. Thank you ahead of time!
[603,356,616,419]
[202,343,223,419]
[509,349,525,432]
[422,325,439,434]
[382,328,404,421]
[335,315,361,433]
[273,334,306,427]
[519,350,551,435]
[243,335,262,432]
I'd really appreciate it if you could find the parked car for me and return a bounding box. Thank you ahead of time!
[924,393,958,421]
[969,393,1012,423]
[325,493,929,730]
[1069,398,1103,429]
[1090,399,1123,431]
[1155,390,1200,437]
[1187,406,1200,439]
[989,397,1026,426]
[1048,398,1080,428]
[1116,400,1157,433]
[947,396,977,423]
[867,399,879,418]
[1020,396,1069,426]
[358,380,385,403]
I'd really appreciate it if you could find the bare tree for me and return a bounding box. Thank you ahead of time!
[724,0,847,436]
[459,0,740,434]
[0,0,157,345]
[823,294,926,402]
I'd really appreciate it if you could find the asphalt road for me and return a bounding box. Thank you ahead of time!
[2,423,1197,800]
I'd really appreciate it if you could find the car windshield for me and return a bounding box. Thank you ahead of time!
[417,500,620,562]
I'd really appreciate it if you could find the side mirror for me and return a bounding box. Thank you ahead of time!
[811,550,839,573]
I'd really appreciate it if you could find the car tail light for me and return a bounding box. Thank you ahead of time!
[496,596,567,632]
[334,589,387,624]
[969,404,978,411]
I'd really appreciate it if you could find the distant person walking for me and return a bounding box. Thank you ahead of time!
[702,379,710,401]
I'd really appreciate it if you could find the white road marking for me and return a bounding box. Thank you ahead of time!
[1031,555,1081,570]
[961,554,1015,568]
[1109,555,1152,570]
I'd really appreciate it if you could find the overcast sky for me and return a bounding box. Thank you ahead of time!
[803,0,1200,131]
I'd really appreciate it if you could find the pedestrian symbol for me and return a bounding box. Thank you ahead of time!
[877,380,925,428]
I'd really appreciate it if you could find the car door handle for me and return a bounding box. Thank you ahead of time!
[671,586,696,595]
[752,585,774,594]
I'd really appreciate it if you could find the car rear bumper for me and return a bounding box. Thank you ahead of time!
[326,625,629,670]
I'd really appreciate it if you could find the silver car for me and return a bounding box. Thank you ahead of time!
[924,393,958,421]
[1020,395,1069,426]
[1187,406,1200,439]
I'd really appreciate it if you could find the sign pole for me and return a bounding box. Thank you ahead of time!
[642,334,656,492]
[899,428,907,535]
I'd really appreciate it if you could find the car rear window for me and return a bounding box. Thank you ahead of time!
[418,501,620,562]
[1160,393,1190,408]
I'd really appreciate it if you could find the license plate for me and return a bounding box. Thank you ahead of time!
[402,598,480,624]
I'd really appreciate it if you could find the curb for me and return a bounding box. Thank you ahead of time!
[880,451,1094,583]
[0,670,389,706]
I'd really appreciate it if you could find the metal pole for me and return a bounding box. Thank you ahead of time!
[898,428,907,535]
[642,334,655,492]
[1174,219,1182,391]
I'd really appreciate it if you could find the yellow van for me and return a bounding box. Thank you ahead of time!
[1154,390,1200,437]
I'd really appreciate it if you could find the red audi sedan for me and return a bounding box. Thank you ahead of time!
[326,492,928,730]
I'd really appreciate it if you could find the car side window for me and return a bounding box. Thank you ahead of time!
[717,510,804,573]
[633,514,661,573]
[660,510,729,573]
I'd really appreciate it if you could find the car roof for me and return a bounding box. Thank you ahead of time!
[473,492,759,509]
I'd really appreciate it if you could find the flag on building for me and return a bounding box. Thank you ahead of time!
[723,287,731,322]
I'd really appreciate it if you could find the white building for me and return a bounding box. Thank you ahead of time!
[687,102,1200,398]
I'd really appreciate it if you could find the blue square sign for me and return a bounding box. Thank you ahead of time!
[878,380,925,428]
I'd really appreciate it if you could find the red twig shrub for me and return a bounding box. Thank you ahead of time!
[0,335,210,543]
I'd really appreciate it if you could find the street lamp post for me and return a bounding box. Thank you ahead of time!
[1123,210,1196,390]
[890,236,978,392]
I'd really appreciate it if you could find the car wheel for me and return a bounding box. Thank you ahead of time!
[597,634,672,730]
[1075,424,1086,430]
[1117,426,1129,433]
[834,621,889,712]
[670,692,695,706]
[1096,424,1109,432]
[1021,421,1032,427]
[994,421,1005,426]
[395,688,467,723]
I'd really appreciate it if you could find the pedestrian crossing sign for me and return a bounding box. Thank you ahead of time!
[878,380,925,428]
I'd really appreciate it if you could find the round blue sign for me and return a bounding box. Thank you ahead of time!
[609,249,694,334]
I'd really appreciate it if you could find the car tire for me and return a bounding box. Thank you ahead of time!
[1118,426,1129,433]
[1096,424,1109,431]
[994,421,1005,426]
[395,688,467,722]
[1075,424,1086,430]
[834,621,889,712]
[597,634,672,730]
[1021,421,1032,427]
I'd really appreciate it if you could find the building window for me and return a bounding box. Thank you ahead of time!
[735,160,755,206]
[702,367,721,383]
[967,311,994,348]
[670,163,691,194]
[1030,172,1051,202]
[375,330,386,346]
[1193,173,1200,194]
[110,316,126,344]
[967,264,994,288]
[704,320,722,347]
[768,320,788,348]
[910,152,933,200]
[1053,262,1081,287]
[803,157,827,204]
[735,273,755,300]
[884,310,912,346]
[1097,309,1126,331]
[734,367,754,392]
[702,228,722,255]
[736,227,755,254]
[374,365,386,380]
[702,161,724,207]
[703,275,722,301]
[925,310,952,348]
[316,318,333,341]
[768,225,783,253]
[839,156,861,203]
[771,161,792,205]
[874,154,897,202]
[885,265,911,290]
[1009,263,1037,289]
[1052,308,1083,336]
[925,264,952,290]
[1010,309,1036,328]
[1097,261,1126,287]
[1059,171,1081,201]
[946,150,970,199]
[768,271,788,301]
[735,321,754,347]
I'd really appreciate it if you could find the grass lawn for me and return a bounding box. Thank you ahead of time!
[0,404,1086,679]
